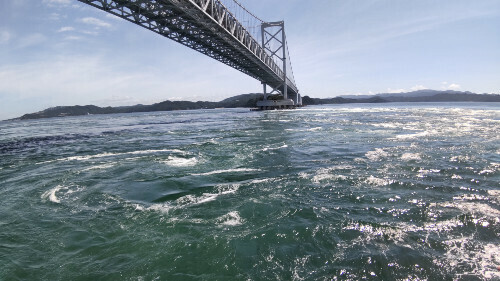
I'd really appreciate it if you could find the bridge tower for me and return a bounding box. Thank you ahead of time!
[257,21,300,110]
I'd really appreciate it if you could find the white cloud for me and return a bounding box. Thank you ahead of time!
[43,0,71,5]
[64,36,83,41]
[410,85,427,91]
[80,17,112,28]
[447,83,461,90]
[387,88,406,94]
[106,14,123,21]
[57,26,75,32]
[0,31,11,44]
[440,82,461,90]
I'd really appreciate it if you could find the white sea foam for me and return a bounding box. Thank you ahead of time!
[58,149,186,162]
[365,175,394,186]
[478,169,495,175]
[161,156,198,167]
[311,168,348,183]
[401,153,421,161]
[147,184,240,214]
[129,149,185,155]
[312,173,347,183]
[41,185,83,203]
[342,222,406,243]
[394,131,431,140]
[41,185,65,203]
[216,211,244,226]
[373,122,400,129]
[193,168,259,176]
[417,168,441,178]
[62,152,117,161]
[250,178,273,184]
[262,144,288,152]
[365,148,388,161]
[358,207,496,265]
[80,163,115,172]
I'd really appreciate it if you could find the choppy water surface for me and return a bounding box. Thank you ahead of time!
[1,103,499,280]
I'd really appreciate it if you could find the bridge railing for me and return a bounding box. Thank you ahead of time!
[190,1,281,75]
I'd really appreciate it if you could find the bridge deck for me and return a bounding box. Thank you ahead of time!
[78,0,298,96]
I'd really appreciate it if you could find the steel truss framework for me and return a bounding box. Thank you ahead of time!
[77,0,299,97]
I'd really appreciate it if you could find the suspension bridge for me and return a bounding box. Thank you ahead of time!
[77,0,301,109]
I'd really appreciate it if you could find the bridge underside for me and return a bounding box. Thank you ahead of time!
[77,0,299,98]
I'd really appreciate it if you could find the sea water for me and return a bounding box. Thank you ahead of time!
[0,103,499,280]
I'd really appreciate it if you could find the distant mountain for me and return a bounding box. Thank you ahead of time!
[380,91,500,102]
[306,90,500,105]
[13,90,500,120]
[15,93,263,120]
[302,95,388,105]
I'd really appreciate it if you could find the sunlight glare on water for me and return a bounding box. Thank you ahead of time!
[0,103,499,280]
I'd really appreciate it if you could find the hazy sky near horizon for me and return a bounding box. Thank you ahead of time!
[1,0,499,119]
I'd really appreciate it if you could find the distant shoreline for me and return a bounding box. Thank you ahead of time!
[9,90,500,121]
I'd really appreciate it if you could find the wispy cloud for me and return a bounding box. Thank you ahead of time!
[43,0,71,6]
[79,17,112,28]
[410,85,428,91]
[387,88,406,94]
[387,85,428,94]
[441,82,462,90]
[64,35,83,41]
[57,26,74,32]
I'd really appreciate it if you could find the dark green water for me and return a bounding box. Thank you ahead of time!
[1,103,499,280]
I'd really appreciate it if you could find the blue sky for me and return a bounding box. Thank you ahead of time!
[1,0,499,119]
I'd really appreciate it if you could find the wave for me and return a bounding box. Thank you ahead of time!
[261,144,288,152]
[394,130,433,140]
[41,185,65,203]
[160,156,198,167]
[41,185,83,204]
[0,134,89,154]
[80,163,116,172]
[57,149,187,162]
[192,168,259,176]
[216,211,244,226]
[365,175,394,186]
[365,148,389,161]
[401,153,421,161]
[147,184,240,214]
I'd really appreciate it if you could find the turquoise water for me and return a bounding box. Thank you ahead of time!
[1,103,499,280]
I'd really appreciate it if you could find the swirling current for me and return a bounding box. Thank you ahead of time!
[1,103,499,280]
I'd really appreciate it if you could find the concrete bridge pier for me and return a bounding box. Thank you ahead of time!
[255,99,295,110]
